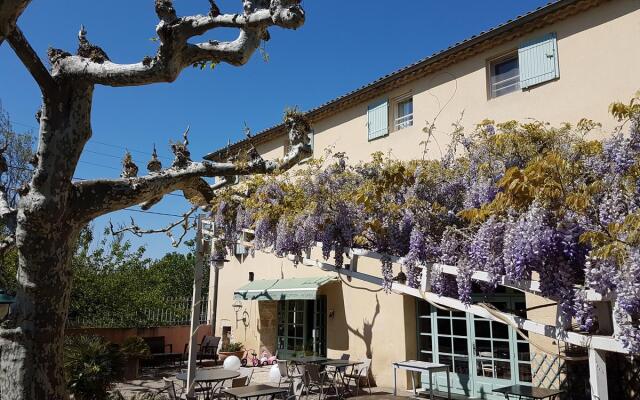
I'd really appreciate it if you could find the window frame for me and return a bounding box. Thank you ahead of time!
[487,51,521,99]
[393,95,414,131]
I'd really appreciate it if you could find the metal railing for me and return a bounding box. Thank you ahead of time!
[66,296,208,329]
[394,113,413,130]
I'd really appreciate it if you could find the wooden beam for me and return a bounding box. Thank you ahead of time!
[588,348,609,400]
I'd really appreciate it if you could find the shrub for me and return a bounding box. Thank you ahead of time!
[221,341,244,352]
[64,335,124,400]
[121,336,151,360]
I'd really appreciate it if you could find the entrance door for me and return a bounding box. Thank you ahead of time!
[417,301,473,396]
[277,297,326,357]
[417,291,532,399]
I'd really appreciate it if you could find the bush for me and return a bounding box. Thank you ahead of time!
[221,341,244,352]
[64,335,124,400]
[121,336,151,360]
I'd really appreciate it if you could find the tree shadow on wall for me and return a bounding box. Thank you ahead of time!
[347,294,380,359]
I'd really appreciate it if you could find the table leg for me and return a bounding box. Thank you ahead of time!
[410,371,416,395]
[446,370,451,400]
[393,367,397,396]
[429,370,433,400]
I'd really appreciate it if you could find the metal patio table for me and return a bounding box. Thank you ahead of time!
[176,369,240,400]
[320,359,363,399]
[223,384,289,400]
[392,360,451,400]
[493,384,564,399]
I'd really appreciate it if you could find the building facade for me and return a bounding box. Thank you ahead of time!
[206,1,640,399]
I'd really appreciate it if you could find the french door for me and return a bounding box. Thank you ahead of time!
[277,297,326,357]
[417,293,532,399]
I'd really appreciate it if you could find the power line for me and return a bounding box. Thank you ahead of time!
[10,119,172,160]
[3,165,186,198]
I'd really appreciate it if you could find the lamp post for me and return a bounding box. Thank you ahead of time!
[0,289,15,321]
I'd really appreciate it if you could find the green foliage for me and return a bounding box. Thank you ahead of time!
[68,227,198,328]
[64,335,124,400]
[121,337,151,360]
[220,341,244,352]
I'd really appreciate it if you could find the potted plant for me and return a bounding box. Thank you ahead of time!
[120,336,151,380]
[219,341,244,362]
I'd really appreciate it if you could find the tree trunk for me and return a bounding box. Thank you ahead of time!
[0,82,92,400]
[0,228,77,399]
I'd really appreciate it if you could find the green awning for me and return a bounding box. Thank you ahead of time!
[234,276,337,301]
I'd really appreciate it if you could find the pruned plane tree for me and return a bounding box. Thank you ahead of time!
[0,1,308,398]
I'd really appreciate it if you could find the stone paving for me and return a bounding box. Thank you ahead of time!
[113,365,459,399]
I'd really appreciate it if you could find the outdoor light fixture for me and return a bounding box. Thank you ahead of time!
[232,301,243,313]
[0,289,15,322]
[231,301,249,327]
[393,271,407,285]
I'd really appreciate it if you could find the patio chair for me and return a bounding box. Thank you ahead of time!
[199,336,221,364]
[287,377,306,400]
[479,352,494,377]
[343,358,372,395]
[238,367,254,384]
[163,377,191,400]
[325,353,349,380]
[305,362,337,400]
[182,336,221,366]
[276,360,304,387]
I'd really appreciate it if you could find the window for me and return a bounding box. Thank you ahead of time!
[394,98,413,130]
[489,32,559,98]
[490,54,520,98]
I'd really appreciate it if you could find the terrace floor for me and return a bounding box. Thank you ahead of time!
[114,365,471,400]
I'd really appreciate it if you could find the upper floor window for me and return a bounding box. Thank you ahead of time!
[490,54,520,98]
[488,32,559,99]
[395,98,414,130]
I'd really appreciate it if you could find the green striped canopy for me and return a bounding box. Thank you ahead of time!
[233,276,337,301]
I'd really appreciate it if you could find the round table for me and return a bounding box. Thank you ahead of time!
[176,369,240,399]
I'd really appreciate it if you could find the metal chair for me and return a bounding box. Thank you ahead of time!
[343,358,372,395]
[305,362,337,400]
[277,359,303,387]
[286,377,306,400]
[163,377,190,400]
[238,367,254,384]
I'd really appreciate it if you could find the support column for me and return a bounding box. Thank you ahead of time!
[187,215,205,399]
[588,348,608,400]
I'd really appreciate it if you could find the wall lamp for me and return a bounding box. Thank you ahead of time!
[0,289,16,322]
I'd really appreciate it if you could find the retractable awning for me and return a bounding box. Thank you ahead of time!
[233,276,337,301]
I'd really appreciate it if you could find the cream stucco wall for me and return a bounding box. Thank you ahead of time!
[286,0,640,164]
[214,0,640,390]
[214,246,418,389]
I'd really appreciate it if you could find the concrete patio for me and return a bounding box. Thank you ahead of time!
[113,365,468,399]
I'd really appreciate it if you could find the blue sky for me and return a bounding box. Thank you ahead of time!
[0,0,549,258]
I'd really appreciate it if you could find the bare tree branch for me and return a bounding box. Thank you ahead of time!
[7,26,57,95]
[0,0,31,46]
[50,0,304,87]
[109,206,198,247]
[72,142,311,222]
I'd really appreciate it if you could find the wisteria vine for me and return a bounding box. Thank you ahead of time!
[212,95,640,353]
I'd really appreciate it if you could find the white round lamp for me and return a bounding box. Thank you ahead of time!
[223,355,241,371]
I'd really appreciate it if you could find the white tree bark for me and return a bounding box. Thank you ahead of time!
[0,1,307,398]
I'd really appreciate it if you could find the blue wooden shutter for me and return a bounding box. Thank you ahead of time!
[367,99,388,140]
[518,33,559,89]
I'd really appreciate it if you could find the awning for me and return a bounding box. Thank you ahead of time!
[233,276,337,301]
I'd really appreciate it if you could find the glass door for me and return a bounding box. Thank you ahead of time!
[277,298,326,357]
[417,301,473,397]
